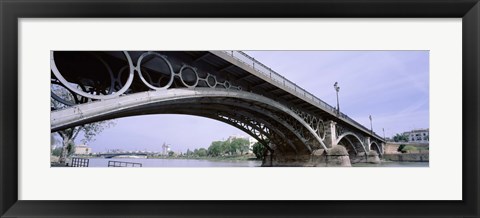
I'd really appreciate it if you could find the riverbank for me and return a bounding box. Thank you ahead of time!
[148,154,259,161]
[383,153,429,162]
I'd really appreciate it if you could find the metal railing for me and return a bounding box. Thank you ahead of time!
[220,51,383,140]
[108,160,142,167]
[71,157,89,167]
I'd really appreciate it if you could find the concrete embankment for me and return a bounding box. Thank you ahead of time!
[383,153,429,162]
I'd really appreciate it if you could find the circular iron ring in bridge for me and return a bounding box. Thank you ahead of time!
[311,117,318,130]
[141,67,154,82]
[51,51,135,100]
[317,120,326,140]
[115,65,131,91]
[136,52,175,90]
[179,65,199,88]
[224,81,231,89]
[93,52,115,95]
[205,74,217,88]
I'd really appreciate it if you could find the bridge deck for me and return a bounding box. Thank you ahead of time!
[51,50,384,142]
[207,51,384,142]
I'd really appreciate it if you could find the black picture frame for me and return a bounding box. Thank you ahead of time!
[1,0,479,217]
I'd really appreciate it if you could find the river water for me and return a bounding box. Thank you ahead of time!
[352,161,428,167]
[87,158,428,167]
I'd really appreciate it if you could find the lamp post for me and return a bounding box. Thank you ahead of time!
[369,115,373,134]
[334,82,340,115]
[382,128,385,141]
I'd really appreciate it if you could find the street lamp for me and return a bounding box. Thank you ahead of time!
[369,115,373,134]
[333,82,340,115]
[383,128,385,141]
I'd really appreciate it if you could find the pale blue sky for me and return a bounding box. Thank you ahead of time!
[67,51,429,153]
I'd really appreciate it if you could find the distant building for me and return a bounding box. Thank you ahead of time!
[74,144,92,155]
[248,137,258,154]
[161,143,170,156]
[403,128,429,143]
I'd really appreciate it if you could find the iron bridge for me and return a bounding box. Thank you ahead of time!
[50,51,385,166]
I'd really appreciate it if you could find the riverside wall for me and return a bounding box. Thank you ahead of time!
[384,142,429,154]
[383,153,429,162]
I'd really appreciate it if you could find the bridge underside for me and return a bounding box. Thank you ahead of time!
[52,89,323,161]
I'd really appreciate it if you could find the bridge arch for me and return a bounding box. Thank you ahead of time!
[340,136,358,155]
[370,141,382,155]
[335,132,367,155]
[51,88,328,155]
[157,104,297,154]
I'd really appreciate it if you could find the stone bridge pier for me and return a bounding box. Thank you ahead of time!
[261,120,384,167]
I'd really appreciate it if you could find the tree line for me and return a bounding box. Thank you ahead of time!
[392,133,408,142]
[185,137,250,157]
[185,138,266,159]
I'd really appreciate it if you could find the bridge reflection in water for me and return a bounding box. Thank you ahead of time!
[51,51,386,167]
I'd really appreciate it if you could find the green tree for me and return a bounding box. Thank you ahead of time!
[168,151,175,156]
[55,121,115,163]
[51,147,63,156]
[252,142,266,159]
[393,133,408,142]
[208,141,224,157]
[224,140,238,156]
[401,145,418,153]
[196,148,208,157]
[193,148,199,157]
[52,84,115,163]
[397,144,406,153]
[50,133,60,155]
[231,138,250,155]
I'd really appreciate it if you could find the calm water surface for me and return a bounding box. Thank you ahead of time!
[87,158,427,167]
[88,158,262,167]
[352,161,428,167]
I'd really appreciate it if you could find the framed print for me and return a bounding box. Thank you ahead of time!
[1,0,479,217]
